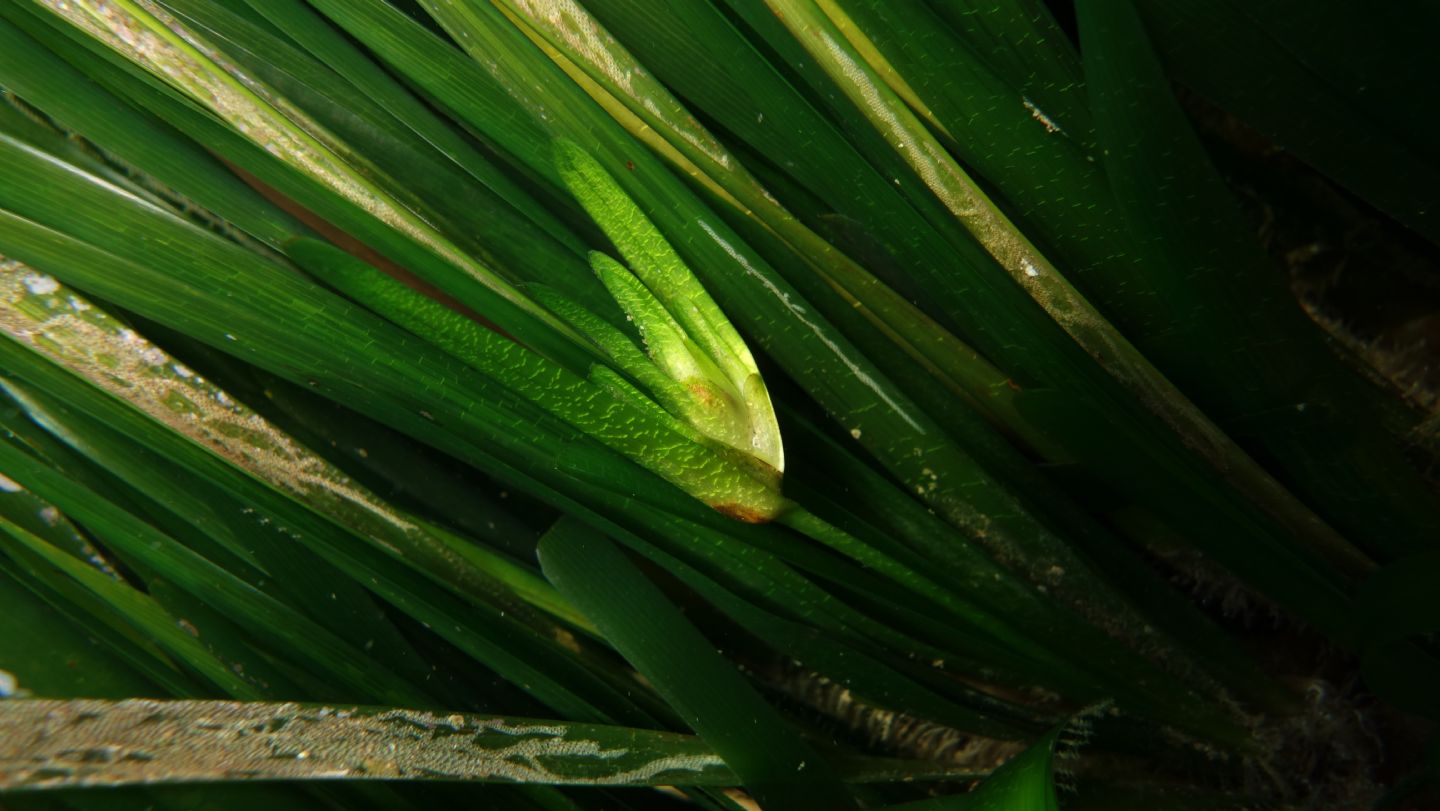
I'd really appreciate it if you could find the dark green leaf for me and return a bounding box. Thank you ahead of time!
[538,518,858,810]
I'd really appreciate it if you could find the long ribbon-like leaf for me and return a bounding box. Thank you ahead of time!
[539,519,859,810]
[0,698,731,790]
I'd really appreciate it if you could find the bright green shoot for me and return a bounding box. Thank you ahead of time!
[553,140,784,476]
[287,239,787,523]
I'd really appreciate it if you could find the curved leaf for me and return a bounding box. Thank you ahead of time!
[538,519,858,810]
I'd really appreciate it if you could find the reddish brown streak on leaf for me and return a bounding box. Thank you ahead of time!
[712,503,773,524]
[220,159,513,341]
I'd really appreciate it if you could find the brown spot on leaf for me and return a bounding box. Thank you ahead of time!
[712,503,773,524]
[686,380,725,408]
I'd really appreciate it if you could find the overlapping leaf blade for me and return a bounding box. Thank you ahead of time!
[0,1,1429,807]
